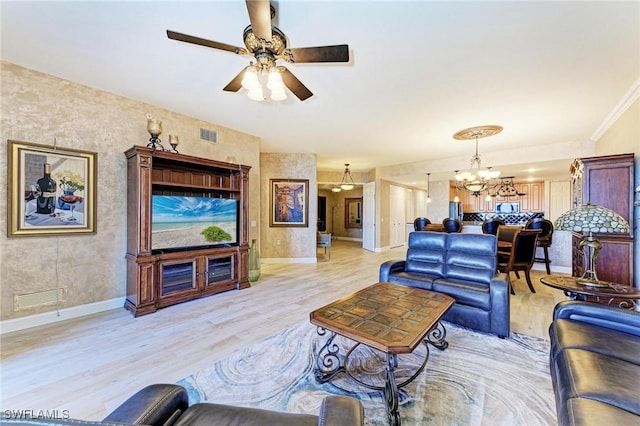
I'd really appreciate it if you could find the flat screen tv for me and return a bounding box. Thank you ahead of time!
[151,195,238,251]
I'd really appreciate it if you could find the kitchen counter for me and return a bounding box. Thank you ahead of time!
[461,224,483,234]
[463,212,544,226]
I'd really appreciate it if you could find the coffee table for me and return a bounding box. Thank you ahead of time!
[540,275,640,310]
[309,282,455,426]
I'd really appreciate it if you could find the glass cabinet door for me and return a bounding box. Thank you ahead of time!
[205,255,235,287]
[159,260,197,297]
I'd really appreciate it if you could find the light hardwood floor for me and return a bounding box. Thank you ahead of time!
[0,240,566,420]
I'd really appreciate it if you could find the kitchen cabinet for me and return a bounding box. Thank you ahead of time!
[518,182,543,212]
[452,181,543,213]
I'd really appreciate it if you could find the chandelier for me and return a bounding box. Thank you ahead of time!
[241,62,287,102]
[490,176,526,197]
[453,125,502,196]
[332,164,355,192]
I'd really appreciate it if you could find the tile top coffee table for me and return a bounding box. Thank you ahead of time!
[309,282,455,426]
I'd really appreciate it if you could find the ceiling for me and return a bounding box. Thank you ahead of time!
[1,1,638,189]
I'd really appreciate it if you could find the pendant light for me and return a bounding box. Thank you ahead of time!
[426,173,432,203]
[339,164,355,191]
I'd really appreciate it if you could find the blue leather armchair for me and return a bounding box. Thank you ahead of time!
[379,232,510,338]
[549,301,640,425]
[3,384,364,426]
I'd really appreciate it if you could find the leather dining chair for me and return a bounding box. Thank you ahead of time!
[482,218,505,235]
[442,217,463,233]
[413,217,431,231]
[497,229,541,294]
[525,218,554,274]
[495,225,521,257]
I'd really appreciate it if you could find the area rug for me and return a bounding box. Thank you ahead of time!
[177,321,556,425]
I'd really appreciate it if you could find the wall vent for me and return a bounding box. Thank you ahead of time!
[200,128,217,143]
[14,288,66,310]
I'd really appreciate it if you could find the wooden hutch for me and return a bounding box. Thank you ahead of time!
[124,146,251,317]
[569,153,635,287]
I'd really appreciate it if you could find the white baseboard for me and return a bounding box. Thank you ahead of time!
[0,297,126,335]
[374,245,399,252]
[333,237,363,242]
[532,264,572,275]
[261,257,317,264]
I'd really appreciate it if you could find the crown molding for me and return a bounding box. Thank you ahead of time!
[591,78,640,142]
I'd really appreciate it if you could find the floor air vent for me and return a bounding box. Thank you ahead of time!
[200,128,217,143]
[14,288,66,310]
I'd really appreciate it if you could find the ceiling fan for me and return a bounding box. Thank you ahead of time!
[166,0,349,101]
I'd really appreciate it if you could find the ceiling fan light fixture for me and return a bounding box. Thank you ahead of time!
[247,86,264,101]
[270,89,287,101]
[166,1,350,102]
[267,68,284,90]
[241,66,260,90]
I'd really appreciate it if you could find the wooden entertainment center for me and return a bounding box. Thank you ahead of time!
[124,146,251,317]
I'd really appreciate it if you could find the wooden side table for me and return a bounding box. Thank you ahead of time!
[540,275,640,310]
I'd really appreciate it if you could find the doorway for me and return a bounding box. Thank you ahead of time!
[317,195,327,231]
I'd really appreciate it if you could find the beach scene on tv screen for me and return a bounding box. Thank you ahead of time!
[152,195,237,250]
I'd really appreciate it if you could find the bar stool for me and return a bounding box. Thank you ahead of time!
[525,218,554,274]
[482,218,505,235]
[442,217,463,233]
[413,217,431,231]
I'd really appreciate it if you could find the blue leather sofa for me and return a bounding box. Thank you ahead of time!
[549,301,640,425]
[379,231,510,338]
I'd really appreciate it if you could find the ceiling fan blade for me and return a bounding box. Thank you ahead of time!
[223,68,246,92]
[279,67,313,101]
[167,30,243,54]
[245,0,273,41]
[288,45,349,63]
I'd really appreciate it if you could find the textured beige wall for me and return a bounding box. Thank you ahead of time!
[0,62,261,320]
[260,153,317,260]
[595,98,639,157]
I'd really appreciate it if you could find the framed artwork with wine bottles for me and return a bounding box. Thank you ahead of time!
[7,140,97,237]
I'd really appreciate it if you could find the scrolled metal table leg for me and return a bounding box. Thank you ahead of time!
[313,327,344,383]
[425,321,448,350]
[384,354,401,426]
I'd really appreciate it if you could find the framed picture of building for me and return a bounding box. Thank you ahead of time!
[270,179,308,227]
[7,140,97,237]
